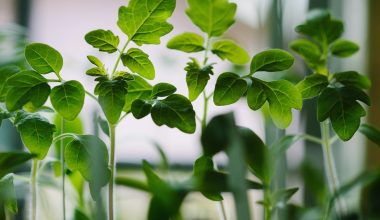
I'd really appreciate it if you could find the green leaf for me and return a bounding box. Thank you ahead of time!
[272,188,299,208]
[96,80,127,124]
[250,49,294,74]
[131,99,152,119]
[185,58,212,101]
[0,174,18,214]
[247,78,302,128]
[330,39,359,57]
[318,86,370,141]
[167,32,205,53]
[115,176,149,192]
[25,43,63,74]
[85,67,106,77]
[84,29,119,53]
[186,0,237,37]
[50,80,85,121]
[96,116,109,136]
[0,66,20,102]
[123,75,152,112]
[5,70,50,111]
[289,39,321,67]
[211,40,250,65]
[87,55,104,68]
[0,110,11,126]
[117,0,175,45]
[359,124,380,148]
[151,83,176,97]
[296,74,328,99]
[14,111,56,160]
[65,135,111,200]
[270,135,304,157]
[213,72,247,105]
[121,48,155,80]
[295,9,343,44]
[113,71,134,81]
[332,71,371,89]
[151,94,196,133]
[0,152,33,178]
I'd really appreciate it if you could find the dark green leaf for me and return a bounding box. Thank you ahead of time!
[0,109,11,126]
[185,58,212,101]
[123,75,152,112]
[0,66,20,101]
[332,71,371,89]
[186,0,237,37]
[84,29,119,53]
[0,152,33,178]
[296,74,328,99]
[73,209,91,220]
[151,83,176,97]
[0,174,17,213]
[96,116,109,136]
[131,99,152,119]
[115,176,149,192]
[6,70,50,111]
[289,39,321,67]
[113,71,134,81]
[151,94,196,133]
[117,0,175,45]
[318,86,370,141]
[211,40,250,65]
[213,72,247,105]
[359,124,380,147]
[167,32,205,53]
[50,80,85,121]
[121,48,155,80]
[25,43,63,74]
[14,111,56,160]
[65,135,111,200]
[330,39,359,57]
[96,80,127,124]
[250,49,294,74]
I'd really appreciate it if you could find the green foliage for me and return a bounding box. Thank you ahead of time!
[85,29,119,53]
[186,0,236,37]
[213,72,247,105]
[0,66,20,102]
[50,80,85,121]
[296,74,328,99]
[123,75,152,112]
[151,83,176,98]
[0,152,33,178]
[289,39,321,69]
[211,40,250,65]
[332,71,371,89]
[0,174,18,214]
[121,48,155,80]
[25,43,63,74]
[330,39,359,58]
[250,49,294,73]
[117,0,176,45]
[359,124,380,148]
[167,32,205,53]
[185,58,213,101]
[14,111,56,160]
[65,135,111,200]
[131,99,152,119]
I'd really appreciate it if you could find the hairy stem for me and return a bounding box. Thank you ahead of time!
[108,123,117,220]
[30,159,38,220]
[61,117,66,220]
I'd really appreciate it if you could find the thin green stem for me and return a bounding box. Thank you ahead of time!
[30,159,38,220]
[203,37,211,65]
[85,90,98,102]
[108,123,117,220]
[301,134,322,145]
[111,40,131,77]
[61,117,66,220]
[201,91,208,131]
[47,79,62,83]
[264,187,271,220]
[53,133,76,144]
[55,72,64,82]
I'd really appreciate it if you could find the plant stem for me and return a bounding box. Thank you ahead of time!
[108,123,117,220]
[264,187,271,220]
[201,91,208,131]
[61,117,66,220]
[320,121,346,217]
[30,159,38,220]
[111,40,131,77]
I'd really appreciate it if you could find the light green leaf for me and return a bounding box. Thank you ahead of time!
[151,83,176,97]
[6,70,50,111]
[211,40,249,65]
[289,39,321,67]
[14,111,56,160]
[151,94,196,133]
[332,71,371,89]
[0,66,20,102]
[87,55,104,67]
[186,0,237,37]
[84,29,119,53]
[297,74,328,99]
[248,78,302,128]
[25,43,63,74]
[131,99,152,119]
[318,86,370,141]
[65,135,111,200]
[185,58,213,101]
[0,152,33,178]
[96,80,127,124]
[121,48,155,80]
[213,72,247,106]
[167,32,205,53]
[250,49,294,74]
[330,39,359,57]
[117,0,175,45]
[86,67,106,77]
[359,124,380,148]
[50,80,85,121]
[123,75,152,112]
[0,174,18,214]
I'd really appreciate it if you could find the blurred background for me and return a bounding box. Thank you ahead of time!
[0,0,379,219]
